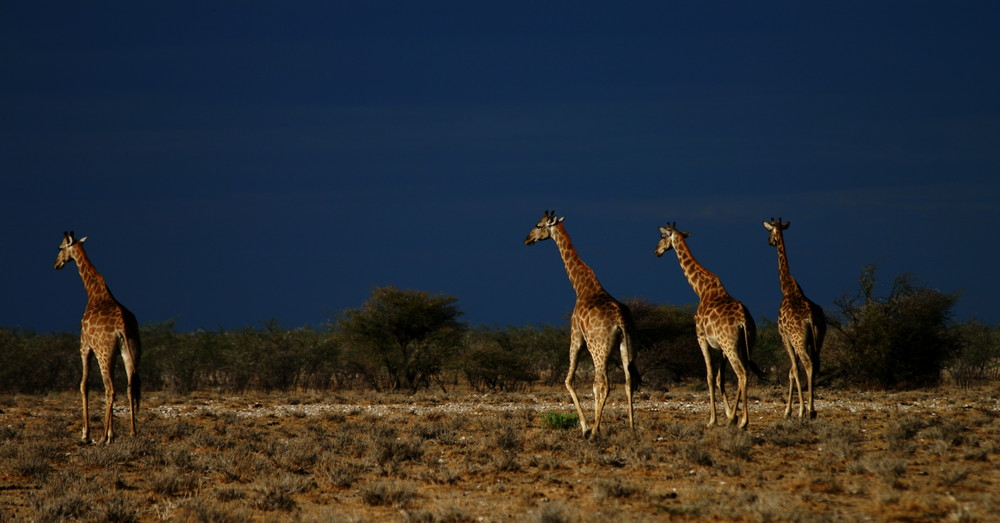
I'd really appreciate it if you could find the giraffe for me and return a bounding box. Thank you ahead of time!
[763,218,826,419]
[655,223,758,429]
[525,210,638,438]
[54,231,141,444]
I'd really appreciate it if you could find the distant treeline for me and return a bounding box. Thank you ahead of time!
[2,267,998,396]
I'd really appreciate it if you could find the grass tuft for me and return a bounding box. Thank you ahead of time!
[540,411,579,430]
[360,480,416,507]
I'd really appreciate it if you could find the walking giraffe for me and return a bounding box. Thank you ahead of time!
[54,231,141,444]
[655,223,758,429]
[525,211,638,438]
[764,218,826,419]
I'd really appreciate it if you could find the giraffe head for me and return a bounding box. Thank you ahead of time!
[763,218,790,247]
[54,231,87,270]
[654,223,690,257]
[524,210,564,245]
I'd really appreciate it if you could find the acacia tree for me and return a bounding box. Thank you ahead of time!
[830,265,960,388]
[335,286,465,392]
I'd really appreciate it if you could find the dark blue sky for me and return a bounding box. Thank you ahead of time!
[3,2,998,332]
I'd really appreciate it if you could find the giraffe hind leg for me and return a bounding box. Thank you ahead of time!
[80,349,92,443]
[564,335,590,437]
[699,338,718,427]
[723,350,749,429]
[120,335,140,436]
[98,356,116,445]
[782,341,797,418]
[590,361,610,438]
[717,360,737,423]
[619,336,635,432]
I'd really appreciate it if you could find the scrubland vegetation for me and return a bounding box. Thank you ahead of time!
[0,267,998,520]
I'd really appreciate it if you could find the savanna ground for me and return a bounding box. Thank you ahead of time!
[1,383,998,522]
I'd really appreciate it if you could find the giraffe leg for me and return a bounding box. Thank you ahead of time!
[785,366,797,418]
[720,350,740,426]
[96,354,116,444]
[619,337,635,432]
[792,345,807,419]
[699,337,717,427]
[727,354,750,430]
[590,361,610,438]
[564,331,590,437]
[716,356,735,422]
[80,348,92,443]
[121,337,139,436]
[783,341,797,418]
[801,349,816,419]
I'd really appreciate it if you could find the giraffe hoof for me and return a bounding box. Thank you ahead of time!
[809,411,818,420]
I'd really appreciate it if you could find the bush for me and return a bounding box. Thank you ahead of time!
[540,411,579,430]
[334,286,465,392]
[492,324,569,386]
[948,320,1000,387]
[828,265,960,388]
[463,329,538,392]
[0,329,80,394]
[626,298,698,387]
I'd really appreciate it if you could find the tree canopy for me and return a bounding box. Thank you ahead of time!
[334,286,465,392]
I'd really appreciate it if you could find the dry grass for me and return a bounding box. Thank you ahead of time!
[0,385,998,521]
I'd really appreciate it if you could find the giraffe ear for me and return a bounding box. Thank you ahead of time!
[781,221,790,230]
[659,226,669,236]
[763,221,774,231]
[681,231,691,238]
[78,236,87,243]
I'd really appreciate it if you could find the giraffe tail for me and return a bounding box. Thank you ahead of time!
[627,360,642,392]
[620,323,642,392]
[132,363,142,408]
[807,320,825,379]
[119,331,142,408]
[740,317,766,381]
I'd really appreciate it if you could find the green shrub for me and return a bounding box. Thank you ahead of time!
[540,411,579,430]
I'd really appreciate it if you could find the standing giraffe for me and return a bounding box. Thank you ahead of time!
[525,211,638,438]
[763,218,826,419]
[54,231,141,444]
[655,223,758,429]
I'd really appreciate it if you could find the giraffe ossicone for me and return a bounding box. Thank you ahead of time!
[525,210,638,438]
[55,231,141,444]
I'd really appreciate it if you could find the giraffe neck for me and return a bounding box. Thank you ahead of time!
[774,236,802,298]
[551,222,605,299]
[671,234,723,299]
[72,247,115,305]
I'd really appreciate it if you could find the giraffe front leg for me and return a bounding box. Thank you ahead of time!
[783,344,796,418]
